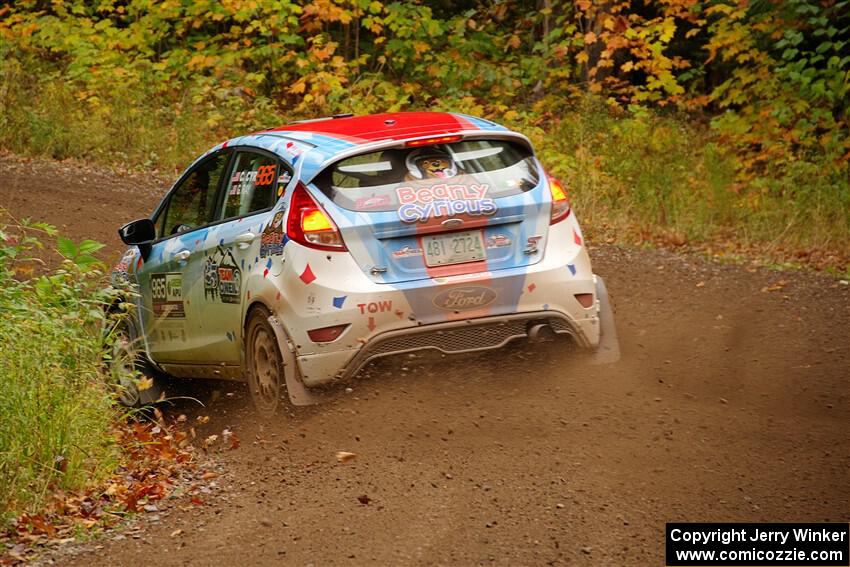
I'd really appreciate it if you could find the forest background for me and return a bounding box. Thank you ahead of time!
[1,0,849,270]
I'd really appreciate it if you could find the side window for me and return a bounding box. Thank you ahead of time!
[159,152,229,238]
[221,152,288,220]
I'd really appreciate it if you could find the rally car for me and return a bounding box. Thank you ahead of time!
[111,112,619,416]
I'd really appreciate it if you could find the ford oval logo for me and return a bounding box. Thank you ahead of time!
[433,286,497,311]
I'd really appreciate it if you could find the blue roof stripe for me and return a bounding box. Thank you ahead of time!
[452,113,509,132]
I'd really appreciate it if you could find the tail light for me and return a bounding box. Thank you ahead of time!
[286,182,347,251]
[548,176,571,224]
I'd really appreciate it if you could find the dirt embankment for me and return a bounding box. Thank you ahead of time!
[2,154,848,567]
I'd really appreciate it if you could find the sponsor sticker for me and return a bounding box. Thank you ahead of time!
[355,194,392,209]
[260,210,286,258]
[228,170,256,196]
[395,183,497,223]
[151,273,185,318]
[204,246,242,304]
[392,245,423,258]
[229,165,276,196]
[486,234,512,249]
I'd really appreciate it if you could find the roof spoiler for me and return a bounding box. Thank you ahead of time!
[291,113,354,125]
[300,130,535,185]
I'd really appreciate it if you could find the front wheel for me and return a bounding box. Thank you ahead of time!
[106,313,166,407]
[245,307,283,418]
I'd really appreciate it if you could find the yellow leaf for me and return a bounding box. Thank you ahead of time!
[577,51,589,64]
[413,40,429,55]
[290,79,306,94]
[621,61,634,72]
[137,376,153,391]
[584,31,597,44]
[660,17,676,43]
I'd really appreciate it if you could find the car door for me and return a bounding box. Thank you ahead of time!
[137,149,231,364]
[190,148,291,364]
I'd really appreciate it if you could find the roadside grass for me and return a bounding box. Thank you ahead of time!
[0,216,118,526]
[1,60,848,273]
[0,58,278,172]
[520,101,850,272]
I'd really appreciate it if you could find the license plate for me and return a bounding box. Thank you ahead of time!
[422,230,485,267]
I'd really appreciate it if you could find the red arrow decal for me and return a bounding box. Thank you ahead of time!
[367,316,376,332]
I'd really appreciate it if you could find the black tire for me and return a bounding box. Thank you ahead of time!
[106,312,166,407]
[245,307,283,418]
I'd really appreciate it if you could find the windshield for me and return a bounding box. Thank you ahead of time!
[313,140,540,216]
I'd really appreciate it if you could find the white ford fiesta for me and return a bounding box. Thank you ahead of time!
[110,111,619,416]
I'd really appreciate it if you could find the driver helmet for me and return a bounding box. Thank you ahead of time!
[405,149,457,180]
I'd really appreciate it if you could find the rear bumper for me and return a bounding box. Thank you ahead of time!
[269,277,615,402]
[291,285,601,387]
[266,215,603,387]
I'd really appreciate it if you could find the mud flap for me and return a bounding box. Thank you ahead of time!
[109,312,166,407]
[591,275,621,365]
[267,315,331,406]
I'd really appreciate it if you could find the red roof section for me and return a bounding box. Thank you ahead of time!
[265,112,478,144]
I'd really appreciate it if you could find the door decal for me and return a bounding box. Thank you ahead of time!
[203,246,242,304]
[150,273,185,318]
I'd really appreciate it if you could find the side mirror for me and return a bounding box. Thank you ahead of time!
[119,218,155,245]
[118,219,155,260]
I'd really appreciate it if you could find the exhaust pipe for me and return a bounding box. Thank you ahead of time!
[527,322,556,343]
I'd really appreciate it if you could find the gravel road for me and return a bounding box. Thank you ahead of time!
[3,154,848,567]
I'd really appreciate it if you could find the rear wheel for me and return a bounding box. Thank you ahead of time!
[245,307,283,417]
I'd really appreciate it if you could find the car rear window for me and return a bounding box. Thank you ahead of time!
[313,139,540,213]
